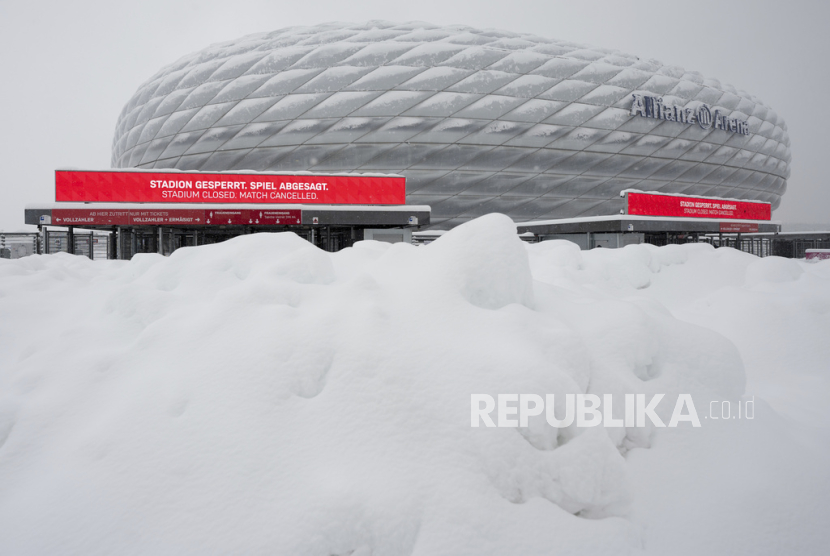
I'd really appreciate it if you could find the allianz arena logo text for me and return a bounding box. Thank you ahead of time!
[630,94,750,136]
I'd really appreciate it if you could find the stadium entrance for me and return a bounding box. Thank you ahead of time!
[24,170,429,259]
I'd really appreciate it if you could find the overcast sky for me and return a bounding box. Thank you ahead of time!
[0,0,826,230]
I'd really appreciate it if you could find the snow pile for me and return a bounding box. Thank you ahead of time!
[0,214,828,555]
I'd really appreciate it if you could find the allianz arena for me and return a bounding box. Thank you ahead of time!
[112,21,791,228]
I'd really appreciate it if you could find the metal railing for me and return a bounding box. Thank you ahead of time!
[43,230,111,259]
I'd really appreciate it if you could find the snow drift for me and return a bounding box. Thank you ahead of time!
[0,213,828,555]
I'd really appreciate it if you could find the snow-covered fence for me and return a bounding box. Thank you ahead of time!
[0,233,39,259]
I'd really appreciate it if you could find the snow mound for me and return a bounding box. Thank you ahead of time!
[0,216,828,555]
[426,213,534,309]
[744,255,804,286]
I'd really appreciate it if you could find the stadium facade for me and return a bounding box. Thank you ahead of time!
[112,21,791,229]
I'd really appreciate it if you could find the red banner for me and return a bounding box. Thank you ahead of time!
[51,208,301,227]
[626,192,771,220]
[55,171,405,205]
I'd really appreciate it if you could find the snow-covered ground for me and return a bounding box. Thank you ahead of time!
[0,214,828,555]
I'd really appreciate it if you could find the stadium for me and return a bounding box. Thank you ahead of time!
[111,21,790,229]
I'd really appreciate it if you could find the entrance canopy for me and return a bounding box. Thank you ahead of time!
[27,169,429,257]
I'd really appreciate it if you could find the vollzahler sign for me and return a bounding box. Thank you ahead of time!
[630,93,750,136]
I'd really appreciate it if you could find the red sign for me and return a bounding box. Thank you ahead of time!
[626,192,771,220]
[806,250,830,261]
[720,222,759,233]
[202,209,301,225]
[51,208,301,227]
[55,170,405,205]
[52,209,131,226]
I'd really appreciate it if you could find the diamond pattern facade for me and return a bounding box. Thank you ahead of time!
[112,22,791,228]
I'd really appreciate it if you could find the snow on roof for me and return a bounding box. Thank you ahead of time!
[517,214,781,227]
[55,168,405,178]
[26,202,430,212]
